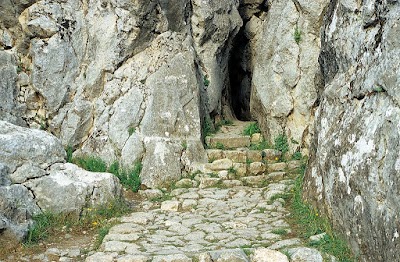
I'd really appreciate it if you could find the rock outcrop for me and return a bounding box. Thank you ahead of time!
[0,121,121,241]
[0,0,247,188]
[250,0,328,153]
[304,1,400,261]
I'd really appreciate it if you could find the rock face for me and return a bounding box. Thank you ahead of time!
[0,0,247,188]
[0,121,121,241]
[250,0,328,152]
[304,1,400,261]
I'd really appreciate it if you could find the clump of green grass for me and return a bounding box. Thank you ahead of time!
[268,193,290,204]
[243,122,261,136]
[250,140,271,150]
[72,155,107,172]
[215,142,225,150]
[108,161,142,193]
[203,117,214,137]
[203,75,210,87]
[274,134,289,158]
[287,168,354,261]
[292,151,303,160]
[25,199,130,246]
[66,145,74,163]
[271,228,288,235]
[72,156,142,192]
[294,26,302,44]
[128,126,136,136]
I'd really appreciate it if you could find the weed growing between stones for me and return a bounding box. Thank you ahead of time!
[292,151,303,160]
[286,167,355,261]
[108,161,142,193]
[243,122,261,136]
[249,139,271,150]
[203,117,235,138]
[128,126,136,136]
[25,199,130,246]
[294,26,302,44]
[274,134,289,159]
[271,229,288,235]
[70,155,142,193]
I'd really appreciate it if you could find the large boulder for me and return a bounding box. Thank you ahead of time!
[0,121,122,243]
[304,1,400,261]
[250,0,328,152]
[24,163,122,215]
[0,120,65,172]
[0,184,41,241]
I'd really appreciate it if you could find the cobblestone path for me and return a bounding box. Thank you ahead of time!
[85,122,327,262]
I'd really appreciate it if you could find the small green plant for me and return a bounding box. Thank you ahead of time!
[243,122,261,136]
[203,75,210,87]
[128,126,136,136]
[228,166,237,175]
[215,142,225,150]
[271,228,288,235]
[294,26,302,44]
[373,85,385,92]
[66,145,74,163]
[113,162,142,192]
[182,141,188,150]
[249,140,271,150]
[286,167,354,261]
[268,193,290,204]
[73,156,107,172]
[274,134,289,157]
[25,199,130,246]
[258,207,266,213]
[292,151,302,160]
[150,193,172,202]
[203,117,214,137]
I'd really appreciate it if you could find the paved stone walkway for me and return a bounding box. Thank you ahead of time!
[85,121,328,262]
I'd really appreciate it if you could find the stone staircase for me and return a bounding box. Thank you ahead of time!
[84,121,327,262]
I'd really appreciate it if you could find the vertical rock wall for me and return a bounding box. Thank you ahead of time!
[250,0,328,153]
[304,1,400,261]
[0,0,243,188]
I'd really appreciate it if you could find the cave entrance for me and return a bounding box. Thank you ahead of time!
[226,1,267,121]
[228,26,252,121]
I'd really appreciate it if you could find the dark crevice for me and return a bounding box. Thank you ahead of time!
[228,27,252,121]
[226,2,268,121]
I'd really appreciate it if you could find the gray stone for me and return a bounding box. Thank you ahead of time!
[0,184,41,241]
[0,51,22,125]
[288,247,323,262]
[251,248,288,262]
[161,201,181,212]
[85,252,114,262]
[117,255,150,262]
[0,121,66,172]
[206,159,233,171]
[267,238,302,250]
[152,254,191,262]
[24,163,121,215]
[9,163,46,184]
[0,163,10,186]
[208,249,249,262]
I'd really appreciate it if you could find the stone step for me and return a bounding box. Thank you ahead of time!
[205,135,251,149]
[206,149,282,164]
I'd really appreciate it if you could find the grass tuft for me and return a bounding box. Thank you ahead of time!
[287,167,354,261]
[25,199,130,246]
[243,122,261,136]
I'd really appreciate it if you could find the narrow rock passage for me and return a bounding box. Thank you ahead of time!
[86,121,325,262]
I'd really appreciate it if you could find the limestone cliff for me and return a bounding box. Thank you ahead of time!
[304,1,400,261]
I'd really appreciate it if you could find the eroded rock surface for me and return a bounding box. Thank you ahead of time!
[304,1,400,261]
[0,122,121,242]
[250,0,328,153]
